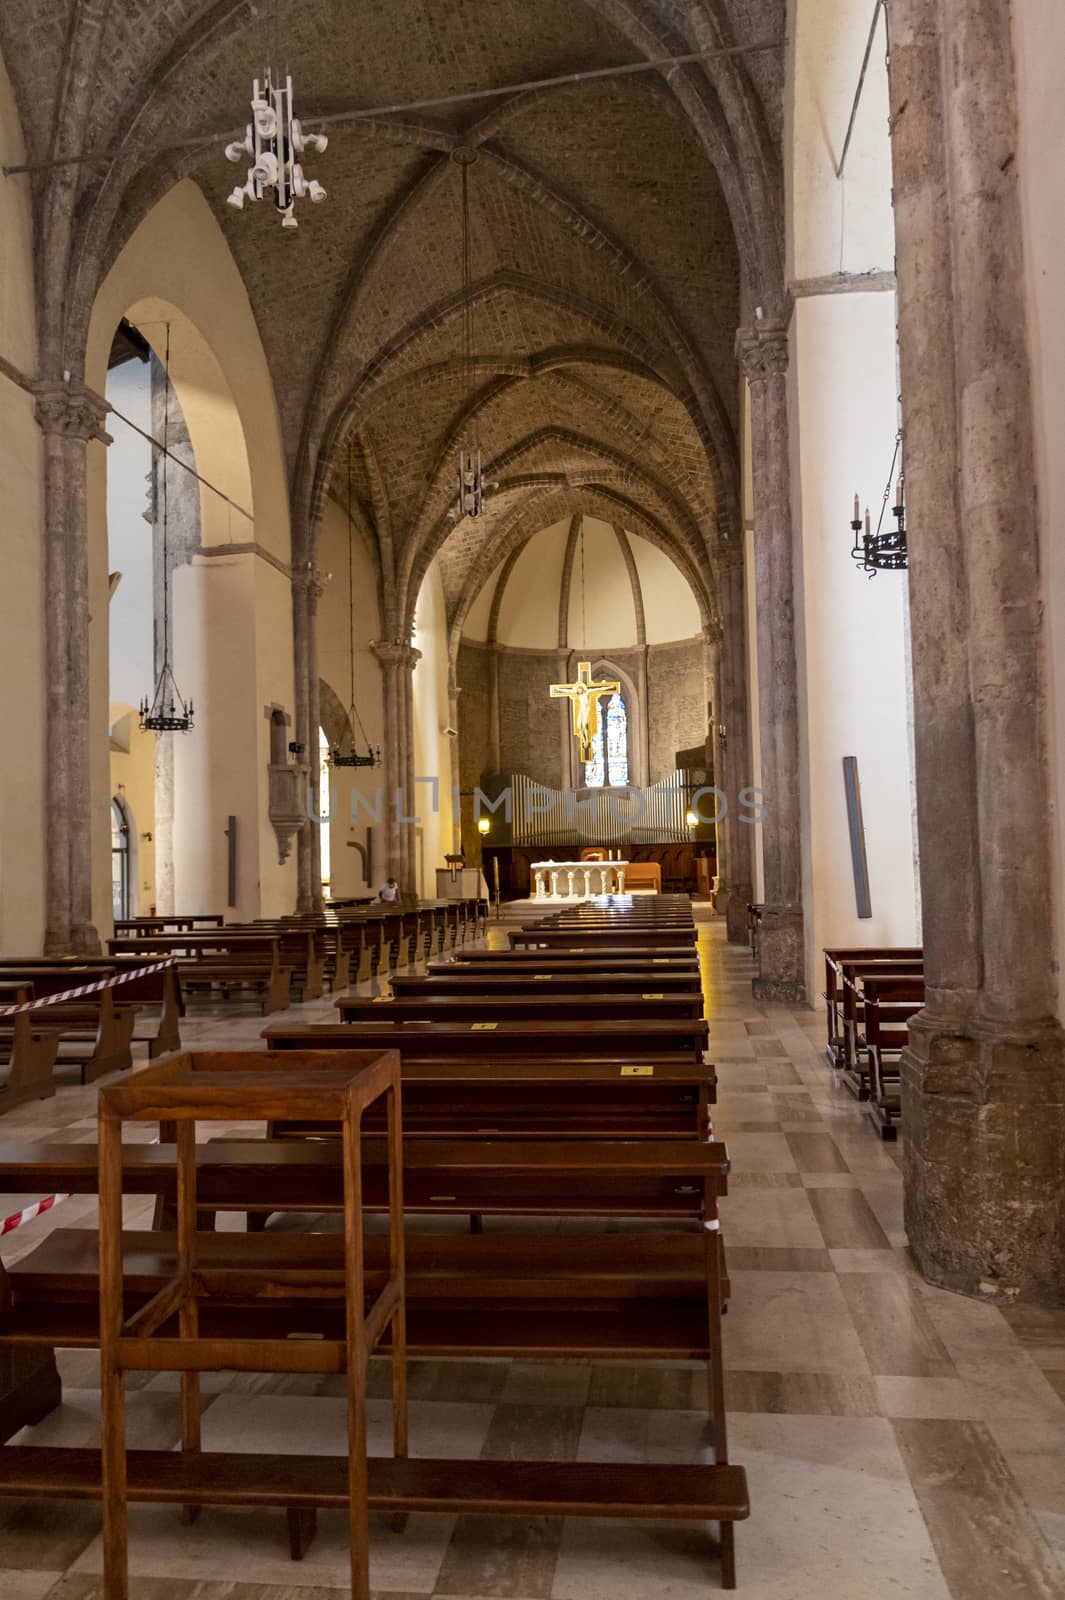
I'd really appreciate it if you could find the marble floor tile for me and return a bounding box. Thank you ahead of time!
[893,1418,1065,1598]
[806,1188,892,1250]
[434,1514,561,1598]
[552,1520,722,1600]
[70,1505,456,1593]
[716,1186,825,1247]
[838,1274,956,1377]
[721,1414,953,1599]
[784,1132,850,1173]
[5,923,1064,1600]
[721,1271,872,1374]
[0,1571,65,1599]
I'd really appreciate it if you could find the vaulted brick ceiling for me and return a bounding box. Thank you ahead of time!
[1,0,786,632]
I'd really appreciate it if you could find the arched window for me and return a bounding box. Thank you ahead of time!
[319,727,332,893]
[584,691,630,788]
[111,796,132,919]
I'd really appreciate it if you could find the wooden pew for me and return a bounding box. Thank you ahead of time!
[0,972,136,1092]
[860,974,925,1138]
[837,957,924,1097]
[391,970,703,998]
[441,950,700,971]
[114,915,225,933]
[337,993,706,1024]
[266,1017,709,1061]
[0,960,182,1061]
[823,947,923,1068]
[107,933,290,1014]
[0,1137,746,1586]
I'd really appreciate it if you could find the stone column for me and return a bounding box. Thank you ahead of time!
[372,642,420,890]
[447,656,463,855]
[735,326,805,1001]
[305,566,328,913]
[34,381,109,955]
[718,551,755,944]
[887,0,1065,1303]
[291,571,313,912]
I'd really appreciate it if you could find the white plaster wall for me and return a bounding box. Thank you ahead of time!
[791,292,919,996]
[171,554,276,919]
[467,520,700,651]
[785,0,917,1001]
[86,182,294,925]
[412,559,457,897]
[463,558,504,642]
[628,537,702,643]
[496,521,569,647]
[106,360,153,708]
[1013,0,1065,1011]
[788,0,894,282]
[0,50,45,952]
[566,518,637,648]
[317,494,386,897]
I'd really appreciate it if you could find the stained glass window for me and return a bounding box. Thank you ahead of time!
[584,691,629,788]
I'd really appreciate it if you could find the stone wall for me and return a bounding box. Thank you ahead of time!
[457,636,707,790]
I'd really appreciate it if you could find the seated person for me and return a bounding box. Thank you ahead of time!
[379,876,399,903]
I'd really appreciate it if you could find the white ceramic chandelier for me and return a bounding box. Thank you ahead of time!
[224,70,327,228]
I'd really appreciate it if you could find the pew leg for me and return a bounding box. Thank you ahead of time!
[720,1521,737,1589]
[247,1210,271,1232]
[468,1213,484,1235]
[286,1505,318,1559]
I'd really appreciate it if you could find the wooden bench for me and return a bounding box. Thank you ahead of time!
[860,974,925,1138]
[337,992,706,1024]
[0,1134,746,1586]
[392,969,704,997]
[266,1017,710,1061]
[823,947,923,1068]
[441,950,700,970]
[836,957,924,1096]
[107,933,290,1014]
[114,915,225,933]
[0,960,182,1061]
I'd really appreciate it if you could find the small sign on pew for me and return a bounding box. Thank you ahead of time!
[472,1022,498,1031]
[621,1065,655,1076]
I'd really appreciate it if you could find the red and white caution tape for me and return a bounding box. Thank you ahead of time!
[2,1190,70,1237]
[0,960,175,1020]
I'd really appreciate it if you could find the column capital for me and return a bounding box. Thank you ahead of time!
[735,323,789,384]
[33,380,110,443]
[372,640,421,672]
[291,561,331,603]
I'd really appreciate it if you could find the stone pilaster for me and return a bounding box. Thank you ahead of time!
[305,565,329,912]
[34,380,109,956]
[888,0,1065,1303]
[373,641,421,892]
[718,551,755,944]
[735,326,805,1001]
[291,567,313,912]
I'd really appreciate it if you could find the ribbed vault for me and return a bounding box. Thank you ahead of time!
[1,0,787,641]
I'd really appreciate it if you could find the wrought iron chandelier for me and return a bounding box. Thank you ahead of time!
[140,326,194,734]
[450,149,494,521]
[850,429,908,576]
[331,446,381,770]
[224,69,327,228]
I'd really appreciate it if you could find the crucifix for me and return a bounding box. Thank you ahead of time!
[550,661,621,763]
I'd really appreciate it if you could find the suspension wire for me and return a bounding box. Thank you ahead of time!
[346,442,372,750]
[835,0,885,179]
[107,404,254,523]
[580,518,588,650]
[2,41,787,176]
[160,323,172,676]
[462,156,474,444]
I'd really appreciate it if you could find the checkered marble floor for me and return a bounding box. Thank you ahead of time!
[2,918,1064,1600]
